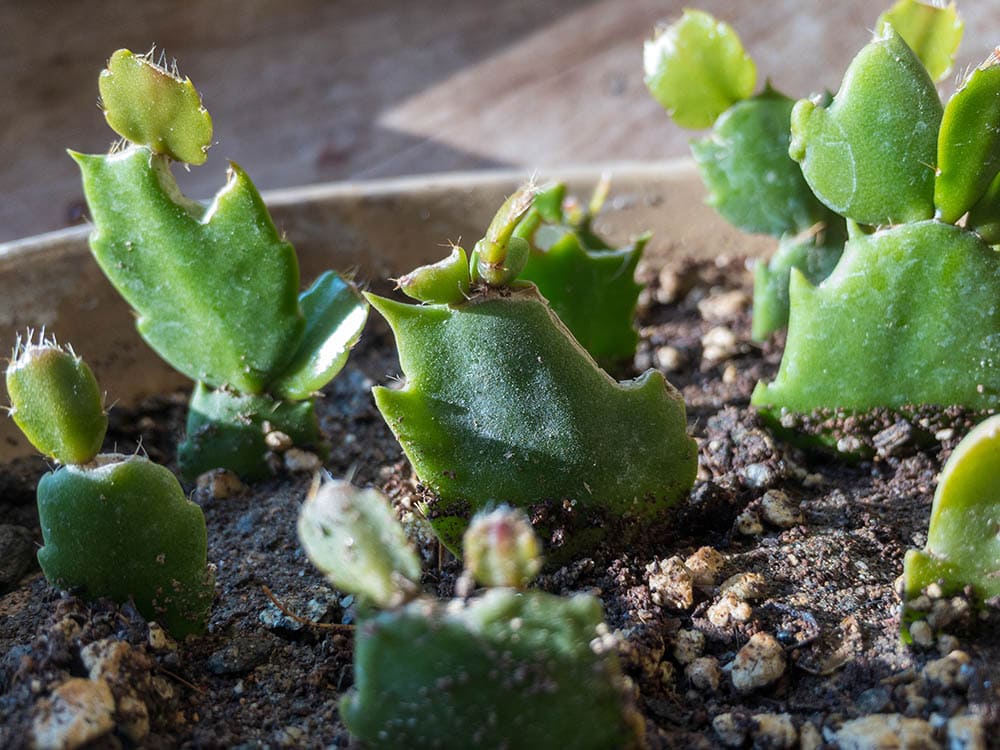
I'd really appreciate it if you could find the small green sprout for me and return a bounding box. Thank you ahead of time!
[901,414,1000,640]
[5,334,213,637]
[368,186,697,556]
[751,3,1000,423]
[298,483,644,749]
[72,50,368,480]
[515,180,647,369]
[462,505,542,590]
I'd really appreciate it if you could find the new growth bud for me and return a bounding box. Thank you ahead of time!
[463,506,542,589]
[6,333,107,465]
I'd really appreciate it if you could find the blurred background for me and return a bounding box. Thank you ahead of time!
[2,0,997,243]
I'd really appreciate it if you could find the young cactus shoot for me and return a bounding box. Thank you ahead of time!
[368,186,697,555]
[5,336,214,637]
[298,482,644,749]
[902,414,1000,639]
[644,9,845,340]
[72,49,368,480]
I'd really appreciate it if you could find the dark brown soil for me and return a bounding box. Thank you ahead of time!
[1,255,998,749]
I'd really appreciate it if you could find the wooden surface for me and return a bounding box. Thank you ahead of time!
[2,0,999,243]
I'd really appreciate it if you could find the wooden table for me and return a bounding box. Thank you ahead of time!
[1,0,997,243]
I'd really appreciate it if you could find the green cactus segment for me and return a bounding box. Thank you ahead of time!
[99,49,212,165]
[691,89,838,237]
[789,28,941,226]
[367,287,697,553]
[750,223,846,341]
[341,589,642,750]
[643,9,756,130]
[298,480,421,608]
[178,382,321,481]
[519,226,645,369]
[397,245,472,305]
[875,0,963,83]
[73,146,304,394]
[752,220,1000,415]
[903,414,1000,610]
[934,55,1000,224]
[269,272,369,400]
[968,171,1000,244]
[6,342,107,465]
[37,455,214,637]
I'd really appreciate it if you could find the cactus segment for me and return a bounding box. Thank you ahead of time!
[397,245,472,305]
[340,589,643,750]
[37,455,214,637]
[875,0,963,82]
[367,287,697,554]
[72,146,304,394]
[643,9,756,130]
[752,220,1000,415]
[178,382,321,481]
[968,171,1000,245]
[789,27,941,226]
[902,414,1000,623]
[473,186,536,286]
[934,53,1000,224]
[99,48,213,165]
[269,271,369,401]
[463,506,542,589]
[516,185,646,368]
[691,89,839,238]
[750,222,846,342]
[6,338,107,465]
[298,479,422,608]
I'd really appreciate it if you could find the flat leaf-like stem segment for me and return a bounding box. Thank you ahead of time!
[643,9,756,130]
[341,589,643,750]
[99,48,213,165]
[37,455,214,637]
[902,414,1000,622]
[72,146,304,395]
[6,341,107,465]
[876,0,963,83]
[789,27,941,226]
[517,201,645,369]
[178,383,322,481]
[752,220,1000,415]
[934,52,1000,224]
[368,286,697,553]
[692,89,836,238]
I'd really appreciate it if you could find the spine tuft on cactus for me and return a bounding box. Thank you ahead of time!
[367,188,697,556]
[73,50,368,480]
[901,414,1000,640]
[298,482,644,749]
[6,337,214,637]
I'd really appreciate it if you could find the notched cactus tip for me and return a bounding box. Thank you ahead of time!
[99,46,213,165]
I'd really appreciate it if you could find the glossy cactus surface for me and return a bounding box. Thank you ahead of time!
[902,414,1000,634]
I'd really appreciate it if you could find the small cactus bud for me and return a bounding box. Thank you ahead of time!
[6,334,107,465]
[463,506,542,589]
[99,48,212,164]
[298,478,421,608]
[473,184,536,286]
[397,245,471,305]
